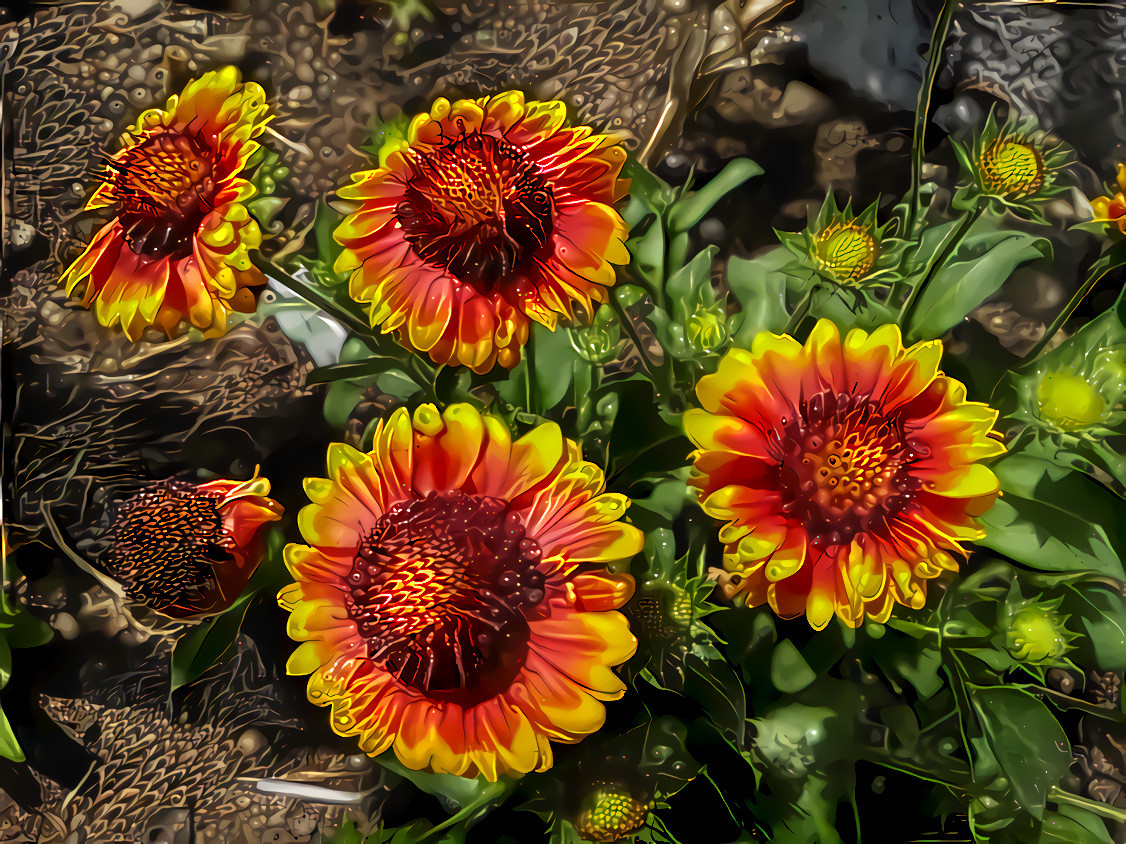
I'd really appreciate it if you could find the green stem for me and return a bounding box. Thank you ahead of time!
[899,205,982,328]
[253,255,439,397]
[611,295,659,378]
[524,333,537,415]
[575,357,598,437]
[907,0,961,233]
[859,751,973,794]
[783,286,815,335]
[1026,260,1117,359]
[1033,685,1126,723]
[1049,786,1126,824]
[258,257,373,335]
[417,790,505,842]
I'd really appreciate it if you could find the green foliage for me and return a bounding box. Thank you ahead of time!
[260,73,1126,844]
[0,560,53,762]
[904,224,1052,342]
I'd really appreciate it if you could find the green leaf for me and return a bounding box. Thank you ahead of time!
[978,455,1126,578]
[629,475,694,534]
[881,704,920,753]
[961,646,1019,674]
[770,640,816,694]
[667,158,763,234]
[630,219,666,289]
[971,687,1071,819]
[376,754,512,811]
[666,246,716,309]
[1072,587,1126,674]
[1038,805,1114,844]
[891,646,945,700]
[907,229,1051,341]
[806,284,898,333]
[685,653,747,745]
[169,594,254,692]
[0,704,23,762]
[899,217,963,283]
[3,610,53,649]
[0,638,9,690]
[623,159,676,221]
[532,322,582,411]
[548,819,586,844]
[312,199,347,279]
[726,248,793,345]
[325,818,366,844]
[367,820,438,844]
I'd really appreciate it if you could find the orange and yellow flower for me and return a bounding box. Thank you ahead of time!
[105,474,283,618]
[684,319,1005,630]
[1092,163,1126,235]
[61,67,271,340]
[334,92,630,374]
[279,403,641,780]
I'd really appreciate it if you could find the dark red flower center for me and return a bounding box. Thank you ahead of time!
[108,131,219,260]
[397,132,554,291]
[104,481,234,617]
[344,490,547,707]
[770,390,927,549]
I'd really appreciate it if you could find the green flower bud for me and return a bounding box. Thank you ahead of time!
[1037,373,1106,430]
[684,304,727,354]
[1005,598,1076,666]
[571,309,622,364]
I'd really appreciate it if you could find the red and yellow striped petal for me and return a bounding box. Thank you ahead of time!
[279,403,639,780]
[687,318,1004,629]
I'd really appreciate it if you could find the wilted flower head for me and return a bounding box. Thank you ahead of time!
[104,474,282,618]
[952,109,1071,221]
[61,67,272,340]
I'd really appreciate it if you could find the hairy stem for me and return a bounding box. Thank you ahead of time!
[899,205,982,330]
[907,0,961,232]
[1026,260,1118,359]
